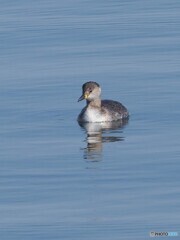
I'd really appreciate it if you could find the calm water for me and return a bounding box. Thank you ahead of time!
[0,0,180,239]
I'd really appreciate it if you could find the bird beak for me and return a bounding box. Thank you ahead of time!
[78,92,89,102]
[78,94,84,102]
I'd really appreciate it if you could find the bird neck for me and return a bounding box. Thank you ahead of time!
[87,98,101,108]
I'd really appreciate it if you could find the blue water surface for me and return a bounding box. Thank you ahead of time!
[0,0,180,239]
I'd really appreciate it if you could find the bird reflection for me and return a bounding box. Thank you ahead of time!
[78,118,129,161]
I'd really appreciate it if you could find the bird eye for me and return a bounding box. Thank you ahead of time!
[89,89,92,93]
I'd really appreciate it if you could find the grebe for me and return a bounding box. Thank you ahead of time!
[77,81,129,122]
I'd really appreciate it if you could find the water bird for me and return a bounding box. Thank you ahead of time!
[77,81,129,122]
